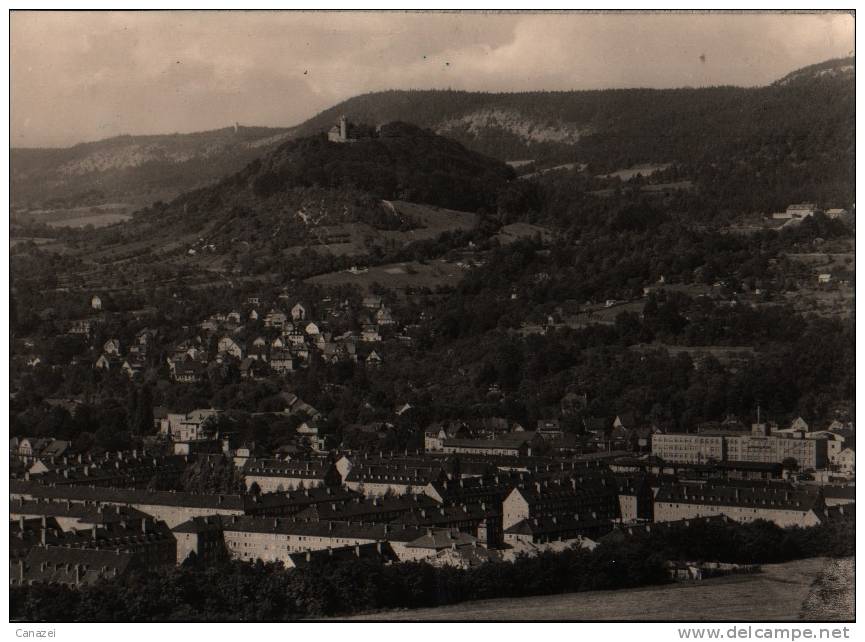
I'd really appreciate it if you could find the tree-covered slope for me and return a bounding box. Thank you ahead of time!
[129,121,514,246]
[11,126,292,207]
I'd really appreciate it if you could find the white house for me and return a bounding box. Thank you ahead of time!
[217,336,243,359]
[291,303,307,321]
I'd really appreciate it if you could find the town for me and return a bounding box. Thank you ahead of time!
[7,11,855,623]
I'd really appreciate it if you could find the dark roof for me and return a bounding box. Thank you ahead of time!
[15,546,135,586]
[443,432,538,450]
[656,482,822,511]
[242,458,334,479]
[10,499,150,523]
[287,541,398,567]
[294,494,438,522]
[11,479,357,511]
[505,513,613,537]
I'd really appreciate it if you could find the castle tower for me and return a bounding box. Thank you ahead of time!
[339,115,348,140]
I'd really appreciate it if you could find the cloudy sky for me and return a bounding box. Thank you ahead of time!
[11,10,854,148]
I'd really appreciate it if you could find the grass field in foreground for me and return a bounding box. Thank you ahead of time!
[338,557,853,621]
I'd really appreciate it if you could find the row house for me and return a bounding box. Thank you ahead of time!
[174,514,473,565]
[241,458,341,492]
[501,474,621,531]
[653,481,830,528]
[11,480,362,528]
[12,546,137,588]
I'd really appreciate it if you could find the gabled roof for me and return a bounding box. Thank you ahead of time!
[405,528,477,550]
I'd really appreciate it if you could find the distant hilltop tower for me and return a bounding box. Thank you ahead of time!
[234,122,239,134]
[328,115,355,143]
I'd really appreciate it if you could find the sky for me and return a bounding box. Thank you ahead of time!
[11,10,855,148]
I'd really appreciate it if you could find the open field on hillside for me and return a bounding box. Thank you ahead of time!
[45,213,132,228]
[307,259,466,293]
[9,237,56,247]
[341,557,852,621]
[598,163,672,181]
[292,201,478,257]
[14,202,137,228]
[494,222,556,245]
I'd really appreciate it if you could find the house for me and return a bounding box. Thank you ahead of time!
[270,350,295,374]
[501,474,620,534]
[160,409,222,442]
[239,357,267,380]
[790,417,810,432]
[90,295,103,310]
[442,432,542,457]
[264,309,288,329]
[249,309,260,321]
[172,360,206,383]
[362,295,383,309]
[102,339,121,355]
[376,307,395,326]
[12,480,359,529]
[304,322,320,336]
[286,329,306,346]
[536,419,564,440]
[361,325,381,342]
[296,421,319,437]
[825,208,849,219]
[12,547,137,588]
[424,421,470,452]
[68,319,94,336]
[242,458,342,492]
[835,448,855,476]
[94,353,122,371]
[291,303,307,321]
[121,359,144,380]
[818,273,832,284]
[217,336,243,359]
[654,481,829,528]
[613,413,636,431]
[786,203,819,219]
[365,350,383,367]
[227,311,241,325]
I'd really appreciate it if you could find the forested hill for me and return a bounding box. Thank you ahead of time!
[11,57,853,210]
[290,57,854,169]
[131,121,514,243]
[11,126,292,208]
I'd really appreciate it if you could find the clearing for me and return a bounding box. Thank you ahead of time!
[341,557,852,621]
[598,163,673,181]
[307,259,465,293]
[494,222,556,245]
